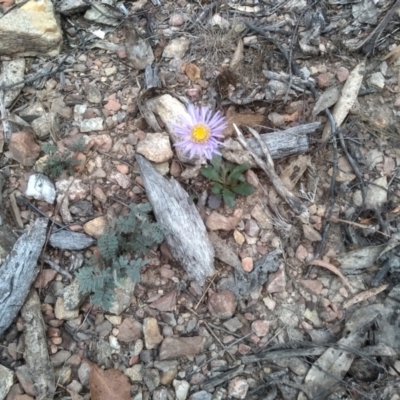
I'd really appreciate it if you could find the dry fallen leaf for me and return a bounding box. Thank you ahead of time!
[87,360,131,400]
[223,112,265,136]
[322,61,365,141]
[307,259,352,290]
[382,44,400,63]
[230,38,244,71]
[343,284,389,309]
[183,63,201,82]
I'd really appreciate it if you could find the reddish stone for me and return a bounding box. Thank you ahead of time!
[336,66,349,82]
[266,267,286,293]
[149,291,176,312]
[159,336,206,360]
[301,279,323,296]
[34,269,58,289]
[9,131,41,166]
[241,257,253,272]
[238,344,252,355]
[251,320,270,337]
[207,289,236,319]
[104,99,121,112]
[117,318,143,343]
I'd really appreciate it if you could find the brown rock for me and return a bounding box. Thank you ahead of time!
[228,377,249,400]
[149,291,176,312]
[9,131,40,166]
[92,186,107,203]
[317,73,332,88]
[104,99,121,112]
[51,97,72,119]
[303,224,322,242]
[83,216,107,239]
[34,269,58,289]
[241,257,253,272]
[244,219,260,237]
[117,318,143,343]
[336,66,349,82]
[116,164,129,174]
[207,290,236,319]
[296,244,308,261]
[206,211,241,231]
[143,317,163,349]
[136,132,173,163]
[301,279,323,296]
[91,134,112,152]
[170,160,182,177]
[159,336,206,360]
[250,204,272,230]
[233,230,245,245]
[266,266,286,293]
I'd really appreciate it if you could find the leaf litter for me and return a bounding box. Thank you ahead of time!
[1,0,400,399]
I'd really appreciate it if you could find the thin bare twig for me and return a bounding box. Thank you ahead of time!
[233,124,309,221]
[43,258,73,281]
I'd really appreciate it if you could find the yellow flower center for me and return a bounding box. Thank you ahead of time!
[190,124,210,144]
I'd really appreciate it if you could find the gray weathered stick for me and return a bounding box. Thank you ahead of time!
[136,155,215,285]
[0,218,48,337]
[234,124,309,221]
[21,289,55,400]
[0,89,12,142]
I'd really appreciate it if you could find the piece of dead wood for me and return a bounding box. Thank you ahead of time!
[223,122,318,169]
[136,155,214,285]
[242,346,326,364]
[298,304,383,400]
[322,61,365,141]
[247,122,315,158]
[0,218,48,337]
[234,124,309,221]
[280,155,310,191]
[21,289,55,400]
[0,58,25,107]
[201,365,245,391]
[0,89,13,142]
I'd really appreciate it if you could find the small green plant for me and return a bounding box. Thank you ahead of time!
[200,156,255,207]
[39,137,86,179]
[76,203,166,309]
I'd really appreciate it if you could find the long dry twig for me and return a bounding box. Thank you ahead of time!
[233,123,309,221]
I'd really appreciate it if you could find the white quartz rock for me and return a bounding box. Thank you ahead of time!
[25,174,56,204]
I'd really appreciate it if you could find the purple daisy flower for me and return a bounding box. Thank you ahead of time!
[174,104,227,160]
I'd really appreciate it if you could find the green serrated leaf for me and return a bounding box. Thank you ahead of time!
[231,182,255,196]
[210,155,222,173]
[222,188,236,207]
[201,166,220,182]
[227,163,251,185]
[211,182,223,194]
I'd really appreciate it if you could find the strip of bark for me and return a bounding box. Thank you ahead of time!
[0,218,48,337]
